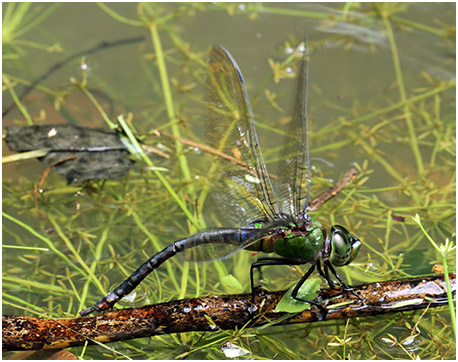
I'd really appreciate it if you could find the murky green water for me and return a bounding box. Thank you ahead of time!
[3,2,455,359]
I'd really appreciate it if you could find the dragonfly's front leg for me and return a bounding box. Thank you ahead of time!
[323,261,363,301]
[317,261,336,289]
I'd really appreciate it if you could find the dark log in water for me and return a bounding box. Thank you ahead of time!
[2,274,454,351]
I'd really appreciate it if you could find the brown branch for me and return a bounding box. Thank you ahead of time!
[34,154,78,211]
[155,130,250,171]
[2,274,455,351]
[152,131,358,200]
[307,167,358,211]
[3,36,145,117]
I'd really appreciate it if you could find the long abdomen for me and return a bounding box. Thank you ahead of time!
[80,228,253,316]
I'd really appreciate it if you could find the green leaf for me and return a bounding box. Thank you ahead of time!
[221,274,244,292]
[273,278,320,313]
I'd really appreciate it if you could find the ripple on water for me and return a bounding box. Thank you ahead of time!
[374,326,423,358]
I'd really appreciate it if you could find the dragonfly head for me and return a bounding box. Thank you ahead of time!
[330,225,361,266]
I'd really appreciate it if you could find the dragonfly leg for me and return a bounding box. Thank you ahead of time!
[316,262,361,303]
[323,261,363,301]
[316,261,336,289]
[320,261,337,290]
[290,263,328,318]
[250,257,307,307]
[250,257,292,291]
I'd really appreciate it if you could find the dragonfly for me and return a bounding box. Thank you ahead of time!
[80,42,361,317]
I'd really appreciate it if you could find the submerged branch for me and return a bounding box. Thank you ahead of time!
[2,274,455,351]
[3,35,145,117]
[307,167,357,211]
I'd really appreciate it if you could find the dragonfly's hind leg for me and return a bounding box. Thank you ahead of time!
[250,257,301,304]
[249,257,324,314]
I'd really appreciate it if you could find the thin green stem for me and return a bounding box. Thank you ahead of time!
[3,276,73,295]
[2,2,17,25]
[193,262,200,298]
[135,25,197,300]
[164,25,207,68]
[2,245,49,251]
[178,262,190,300]
[96,2,143,27]
[3,73,58,95]
[74,71,198,240]
[342,318,350,358]
[391,15,449,37]
[48,214,105,293]
[2,3,31,41]
[412,214,440,252]
[3,74,34,125]
[316,81,455,137]
[77,85,116,129]
[9,3,61,39]
[117,116,200,229]
[78,226,110,312]
[131,211,181,293]
[149,25,194,188]
[3,148,51,164]
[358,140,404,184]
[257,5,329,19]
[2,298,48,316]
[382,12,424,174]
[441,257,456,339]
[2,212,86,278]
[412,214,456,338]
[11,39,60,51]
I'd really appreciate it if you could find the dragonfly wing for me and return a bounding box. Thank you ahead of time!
[182,224,281,262]
[275,42,312,216]
[203,45,282,226]
[183,241,244,262]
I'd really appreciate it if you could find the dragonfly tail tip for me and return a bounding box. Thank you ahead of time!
[79,306,94,317]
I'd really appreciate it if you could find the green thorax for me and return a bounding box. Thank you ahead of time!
[248,217,325,262]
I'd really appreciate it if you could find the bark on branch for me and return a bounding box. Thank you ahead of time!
[2,274,455,351]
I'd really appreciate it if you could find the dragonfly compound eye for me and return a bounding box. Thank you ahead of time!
[330,225,362,266]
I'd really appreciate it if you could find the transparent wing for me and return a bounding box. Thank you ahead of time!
[203,45,282,227]
[183,221,286,262]
[182,228,261,262]
[275,42,312,217]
